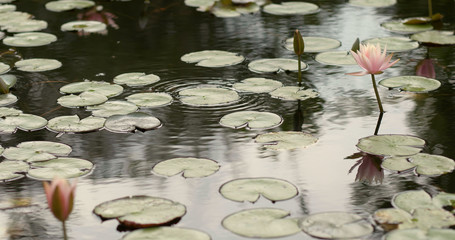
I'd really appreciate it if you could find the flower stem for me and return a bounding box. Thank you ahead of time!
[371,74,384,113]
[428,0,433,17]
[62,221,68,240]
[297,55,302,84]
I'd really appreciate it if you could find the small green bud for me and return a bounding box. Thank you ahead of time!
[293,29,304,56]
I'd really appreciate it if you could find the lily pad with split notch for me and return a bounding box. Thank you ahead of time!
[2,141,72,162]
[219,111,282,130]
[27,157,93,180]
[126,93,173,108]
[0,113,47,134]
[356,134,425,157]
[255,131,318,150]
[284,36,341,53]
[0,93,17,106]
[232,78,282,93]
[61,20,106,33]
[384,229,455,240]
[0,161,28,182]
[45,0,95,12]
[248,58,307,73]
[299,212,374,239]
[269,86,319,101]
[3,32,57,47]
[263,2,319,15]
[181,50,244,67]
[381,21,433,34]
[152,157,220,178]
[87,100,138,117]
[122,227,211,240]
[113,72,160,87]
[58,91,108,108]
[2,20,47,33]
[349,0,396,7]
[47,115,106,133]
[382,153,455,176]
[60,81,123,98]
[379,76,441,92]
[104,112,161,133]
[15,58,62,72]
[219,177,298,203]
[315,51,357,65]
[179,86,239,106]
[363,37,419,52]
[410,30,455,46]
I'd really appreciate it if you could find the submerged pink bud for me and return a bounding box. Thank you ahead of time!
[416,58,436,79]
[43,177,77,222]
[347,43,399,76]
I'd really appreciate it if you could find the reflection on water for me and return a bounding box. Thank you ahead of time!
[1,0,455,239]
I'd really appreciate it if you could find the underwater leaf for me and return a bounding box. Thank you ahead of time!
[349,0,397,7]
[248,58,307,73]
[15,58,62,72]
[255,131,318,150]
[0,74,16,93]
[263,2,319,15]
[27,157,93,180]
[381,21,433,34]
[363,37,419,52]
[373,208,413,231]
[0,161,28,182]
[3,32,57,47]
[104,112,161,133]
[219,177,298,203]
[122,227,211,240]
[179,86,239,106]
[0,113,47,134]
[47,115,105,133]
[45,0,95,12]
[87,100,138,117]
[61,20,106,33]
[60,81,123,98]
[113,72,160,87]
[285,36,341,53]
[126,93,173,108]
[57,92,108,108]
[219,111,283,130]
[392,190,436,213]
[384,229,455,240]
[269,86,319,101]
[299,212,374,239]
[314,51,357,65]
[2,141,72,162]
[181,50,244,67]
[152,157,220,178]
[0,63,10,75]
[232,78,282,93]
[410,30,455,46]
[379,76,441,92]
[0,93,17,106]
[222,208,301,238]
[356,134,425,157]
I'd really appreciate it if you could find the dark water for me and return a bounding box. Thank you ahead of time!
[1,0,455,239]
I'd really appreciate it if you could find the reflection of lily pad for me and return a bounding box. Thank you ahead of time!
[2,20,47,33]
[299,212,374,239]
[0,161,29,182]
[263,2,319,15]
[28,157,93,180]
[315,51,357,65]
[2,141,72,162]
[219,177,298,203]
[285,36,341,53]
[60,81,123,98]
[379,76,441,92]
[0,93,17,106]
[104,112,161,133]
[126,93,173,108]
[269,86,319,101]
[381,21,433,34]
[15,58,62,72]
[57,92,108,108]
[123,227,211,240]
[0,113,47,134]
[3,32,57,47]
[113,72,160,87]
[382,153,455,176]
[61,20,106,33]
[87,100,138,117]
[181,50,244,67]
[47,115,106,133]
[232,78,282,93]
[179,86,239,106]
[363,37,419,52]
[152,157,220,178]
[248,58,307,73]
[255,131,318,150]
[356,134,425,157]
[384,229,455,240]
[410,30,455,46]
[45,0,95,12]
[219,111,282,130]
[222,208,300,238]
[349,0,396,7]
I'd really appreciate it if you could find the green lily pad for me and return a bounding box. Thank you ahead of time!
[222,208,300,238]
[269,86,319,101]
[2,19,48,33]
[219,177,298,203]
[0,4,16,13]
[285,36,341,53]
[0,63,10,74]
[0,107,21,117]
[410,30,455,46]
[179,86,239,106]
[104,112,161,133]
[0,161,28,182]
[0,93,17,106]
[433,192,455,212]
[152,157,220,178]
[184,0,216,8]
[3,32,57,47]
[392,190,436,213]
[232,78,282,93]
[384,229,455,240]
[47,115,106,133]
[57,92,108,108]
[255,131,318,150]
[113,72,160,87]
[356,134,425,157]
[60,81,123,98]
[248,58,307,73]
[382,153,455,176]
[87,100,138,117]
[126,93,173,108]
[122,227,211,240]
[373,208,413,231]
[349,0,396,7]
[27,157,93,180]
[211,3,260,18]
[61,20,107,33]
[219,111,282,130]
[0,74,16,93]
[363,37,419,52]
[0,12,31,26]
[381,21,433,34]
[263,2,319,15]
[15,58,62,72]
[299,212,374,239]
[379,76,441,92]
[2,141,72,162]
[181,50,244,68]
[0,113,47,134]
[0,0,15,2]
[315,51,357,65]
[45,0,95,12]
[0,145,3,155]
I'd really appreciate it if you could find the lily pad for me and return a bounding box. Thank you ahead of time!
[47,115,106,133]
[113,72,160,87]
[2,20,47,33]
[356,134,425,157]
[0,12,31,26]
[181,50,244,67]
[15,58,62,72]
[222,208,301,238]
[0,93,17,106]
[104,112,161,133]
[373,208,413,231]
[61,20,107,33]
[60,81,123,98]
[284,36,341,53]
[126,93,173,108]
[179,86,239,106]
[3,32,57,47]
[219,177,298,203]
[379,76,441,92]
[0,107,21,117]
[314,51,357,65]
[0,161,28,182]
[0,145,3,155]
[0,4,16,13]
[410,30,455,46]
[263,2,319,15]
[2,141,72,162]
[248,58,307,73]
[152,157,220,178]
[433,192,455,211]
[255,131,318,150]
[0,113,47,134]
[0,74,16,93]
[122,227,211,240]
[382,153,455,176]
[363,37,419,52]
[87,100,138,117]
[58,91,108,108]
[392,190,436,213]
[45,0,95,12]
[211,3,260,18]
[219,111,282,130]
[184,0,216,8]
[384,229,455,240]
[299,212,374,239]
[349,0,396,7]
[27,157,93,180]
[232,78,282,93]
[0,63,10,75]
[381,21,433,34]
[269,86,319,101]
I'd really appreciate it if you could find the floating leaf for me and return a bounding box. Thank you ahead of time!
[57,91,108,108]
[113,72,160,87]
[87,100,138,117]
[47,115,105,133]
[179,86,239,106]
[381,21,433,34]
[45,0,95,12]
[384,229,455,240]
[382,153,455,176]
[15,58,62,72]
[0,4,15,13]
[356,134,425,157]
[2,20,47,33]
[349,0,396,7]
[27,157,93,180]
[263,2,319,15]
[379,76,441,92]
[392,190,436,213]
[181,50,244,67]
[0,63,10,74]
[104,112,161,133]
[126,92,173,108]
[122,227,211,240]
[219,111,282,130]
[255,131,318,150]
[61,20,106,33]
[232,78,282,93]
[0,93,17,106]
[433,192,455,211]
[373,208,413,231]
[0,107,21,117]
[0,161,28,182]
[152,157,220,178]
[2,141,72,162]
[211,3,260,18]
[269,86,319,101]
[184,0,216,8]
[0,145,3,155]
[399,208,455,230]
[0,74,16,93]
[314,51,357,65]
[410,30,455,46]
[0,113,47,134]
[248,58,307,73]
[285,36,341,53]
[363,37,419,52]
[299,212,374,239]
[60,81,123,98]
[219,177,298,203]
[3,32,57,47]
[222,208,300,238]
[0,11,31,26]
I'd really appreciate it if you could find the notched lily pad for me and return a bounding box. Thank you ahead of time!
[113,72,160,87]
[27,157,93,180]
[248,58,307,73]
[126,92,173,108]
[104,112,161,133]
[181,50,244,67]
[3,32,57,47]
[0,113,47,134]
[60,81,123,98]
[45,0,95,12]
[219,111,282,130]
[0,11,31,26]
[384,228,455,240]
[87,100,138,117]
[2,141,72,162]
[379,76,441,92]
[392,190,436,213]
[349,0,396,7]
[356,134,425,157]
[232,78,282,93]
[381,21,433,34]
[0,161,29,182]
[285,36,341,53]
[410,30,455,46]
[61,20,106,33]
[15,58,62,72]
[315,51,357,65]
[2,20,48,33]
[255,131,318,150]
[363,37,419,52]
[57,91,108,108]
[179,86,239,106]
[122,227,211,240]
[269,86,319,101]
[47,115,105,133]
[0,93,17,106]
[382,153,455,176]
[373,208,413,231]
[152,157,220,178]
[263,2,319,15]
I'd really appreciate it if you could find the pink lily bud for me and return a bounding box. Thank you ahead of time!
[416,58,436,79]
[43,177,77,222]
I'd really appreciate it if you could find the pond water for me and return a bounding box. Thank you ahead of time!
[1,0,455,239]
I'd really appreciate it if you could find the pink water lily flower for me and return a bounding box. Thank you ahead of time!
[347,43,399,76]
[43,177,77,222]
